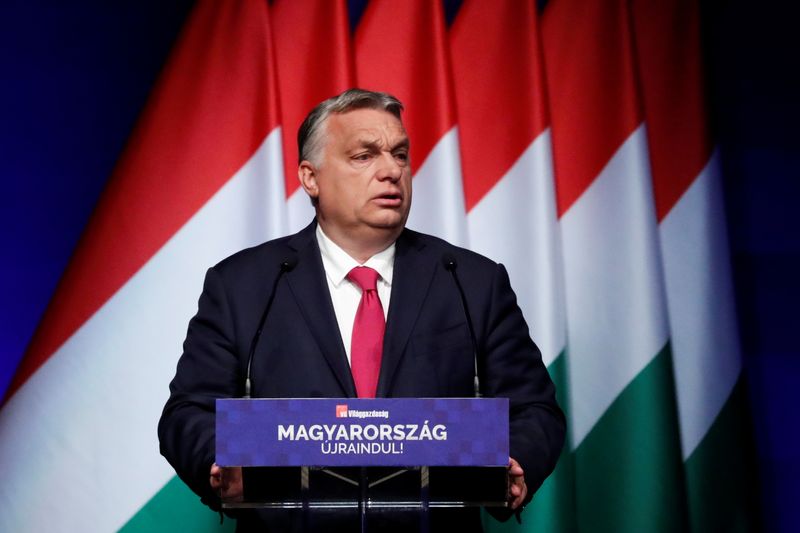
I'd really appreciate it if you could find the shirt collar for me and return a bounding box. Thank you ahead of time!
[316,225,395,287]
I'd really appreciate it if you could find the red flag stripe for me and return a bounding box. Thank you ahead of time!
[543,0,643,217]
[451,0,549,211]
[355,0,456,170]
[272,0,354,197]
[632,0,713,220]
[6,1,280,400]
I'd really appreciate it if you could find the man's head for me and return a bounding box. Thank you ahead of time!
[297,89,412,259]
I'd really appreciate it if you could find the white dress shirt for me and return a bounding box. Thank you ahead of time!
[316,225,394,364]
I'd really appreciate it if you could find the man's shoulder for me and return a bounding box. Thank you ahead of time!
[211,223,314,278]
[400,228,499,272]
[214,236,292,270]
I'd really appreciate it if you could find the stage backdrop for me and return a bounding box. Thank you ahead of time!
[0,1,767,532]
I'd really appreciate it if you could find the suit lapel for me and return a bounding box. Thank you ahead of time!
[377,230,438,396]
[286,222,356,397]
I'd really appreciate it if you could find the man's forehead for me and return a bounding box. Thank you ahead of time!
[329,109,407,142]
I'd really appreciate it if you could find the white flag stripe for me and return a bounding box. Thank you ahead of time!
[287,185,316,235]
[468,130,566,368]
[0,129,284,533]
[405,127,469,248]
[660,149,742,458]
[258,128,290,241]
[561,126,670,447]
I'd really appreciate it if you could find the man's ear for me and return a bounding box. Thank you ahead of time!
[298,161,319,200]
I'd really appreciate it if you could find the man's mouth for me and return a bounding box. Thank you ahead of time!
[373,192,403,207]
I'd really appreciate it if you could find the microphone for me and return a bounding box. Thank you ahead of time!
[244,255,298,398]
[441,253,481,397]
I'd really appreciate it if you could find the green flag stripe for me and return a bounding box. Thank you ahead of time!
[522,350,578,532]
[119,476,234,533]
[574,344,688,532]
[483,350,578,532]
[684,376,759,533]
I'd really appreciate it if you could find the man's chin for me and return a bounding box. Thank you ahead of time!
[364,209,408,230]
[365,217,406,233]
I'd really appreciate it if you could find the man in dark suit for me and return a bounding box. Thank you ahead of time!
[158,89,565,532]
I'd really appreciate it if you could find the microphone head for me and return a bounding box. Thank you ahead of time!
[280,255,298,272]
[441,253,457,272]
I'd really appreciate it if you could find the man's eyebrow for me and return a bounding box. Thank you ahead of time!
[352,137,410,151]
[354,138,381,151]
[392,138,410,151]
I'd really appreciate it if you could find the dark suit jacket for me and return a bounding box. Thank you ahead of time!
[158,221,565,532]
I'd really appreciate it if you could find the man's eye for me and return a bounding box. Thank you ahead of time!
[353,153,371,161]
[394,152,409,162]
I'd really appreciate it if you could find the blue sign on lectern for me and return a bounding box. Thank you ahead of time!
[216,397,508,468]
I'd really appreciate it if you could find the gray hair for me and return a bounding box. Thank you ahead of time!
[297,88,404,166]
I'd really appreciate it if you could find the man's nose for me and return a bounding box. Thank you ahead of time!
[376,152,403,182]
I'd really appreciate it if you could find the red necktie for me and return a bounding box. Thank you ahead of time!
[347,266,385,398]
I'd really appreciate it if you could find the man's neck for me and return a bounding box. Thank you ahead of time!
[317,220,400,264]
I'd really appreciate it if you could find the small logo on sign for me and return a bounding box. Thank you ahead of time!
[335,405,348,418]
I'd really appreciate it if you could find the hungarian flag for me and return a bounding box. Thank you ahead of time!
[0,2,283,531]
[632,0,757,530]
[0,1,754,531]
[449,1,575,531]
[542,0,755,530]
[544,0,688,529]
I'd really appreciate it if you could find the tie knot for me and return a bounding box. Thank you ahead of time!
[347,266,380,292]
